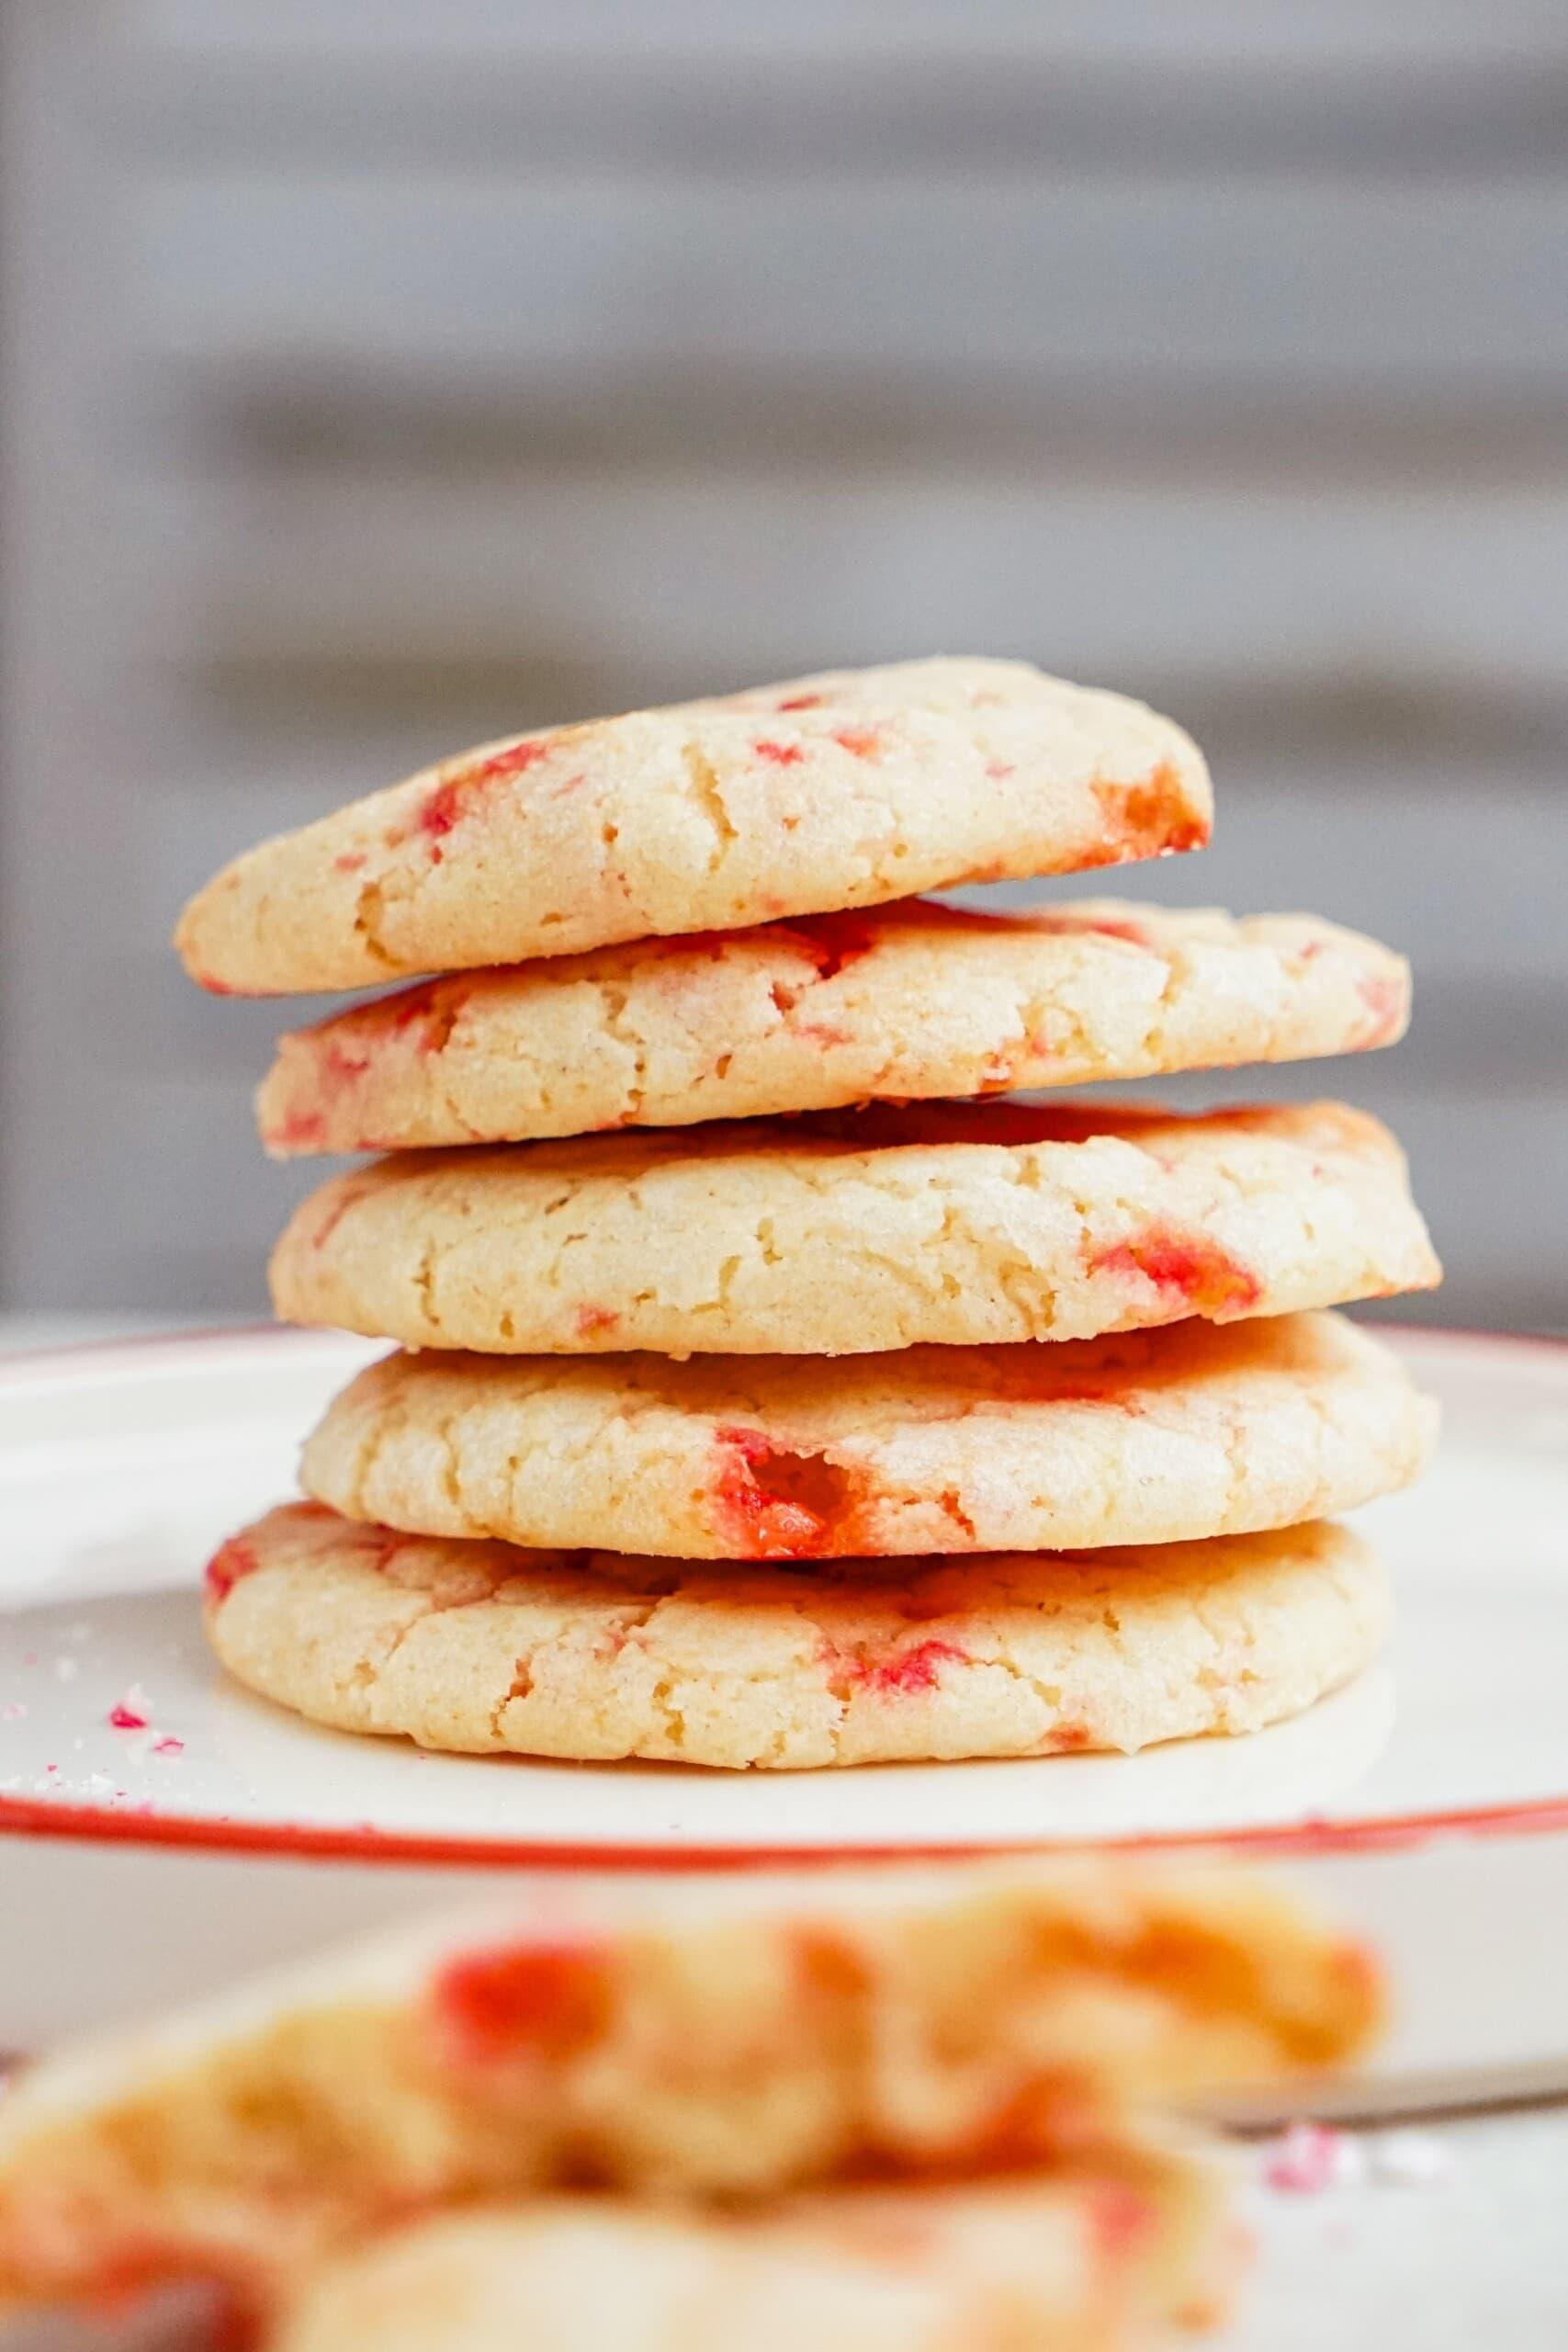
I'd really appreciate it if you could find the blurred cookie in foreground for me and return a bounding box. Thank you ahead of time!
[0,1857,1378,2326]
[276,2139,1238,2352]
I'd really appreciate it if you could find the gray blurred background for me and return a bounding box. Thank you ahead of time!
[1,2,1562,1329]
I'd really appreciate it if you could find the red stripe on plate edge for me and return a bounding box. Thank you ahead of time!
[5,1792,1568,1871]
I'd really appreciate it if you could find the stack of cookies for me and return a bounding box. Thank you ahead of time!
[0,1855,1382,2346]
[176,658,1439,1772]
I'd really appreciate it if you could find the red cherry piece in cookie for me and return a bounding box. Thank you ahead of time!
[712,1429,868,1558]
[1086,763,1210,865]
[852,1638,968,1697]
[1090,1226,1263,1319]
[417,738,557,848]
[204,1535,260,1604]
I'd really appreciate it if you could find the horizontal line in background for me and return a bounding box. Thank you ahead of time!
[130,477,1568,698]
[175,658,1568,785]
[121,0,1568,68]
[112,50,1568,179]
[67,1244,277,1318]
[178,652,640,744]
[131,180,1568,383]
[1136,677,1568,775]
[161,361,1568,490]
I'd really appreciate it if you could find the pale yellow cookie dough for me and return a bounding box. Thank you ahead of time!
[256,899,1409,1155]
[206,1502,1388,1770]
[300,1310,1437,1558]
[270,1101,1439,1358]
[176,659,1210,995]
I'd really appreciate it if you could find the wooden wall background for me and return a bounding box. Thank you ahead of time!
[2,3,1563,1325]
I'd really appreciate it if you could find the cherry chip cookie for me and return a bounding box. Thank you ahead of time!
[299,1310,1438,1560]
[205,1501,1388,1770]
[176,657,1210,995]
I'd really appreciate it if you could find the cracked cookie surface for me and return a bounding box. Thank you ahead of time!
[206,1502,1386,1769]
[300,1310,1437,1558]
[256,898,1407,1154]
[270,1100,1438,1358]
[175,659,1210,996]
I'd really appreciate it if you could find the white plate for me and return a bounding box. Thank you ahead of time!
[2,1323,1567,2107]
[4,1324,1564,1860]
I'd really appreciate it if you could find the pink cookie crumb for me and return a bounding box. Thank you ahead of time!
[1264,2120,1362,2194]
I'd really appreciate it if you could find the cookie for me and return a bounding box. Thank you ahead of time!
[300,1310,1436,1559]
[0,1857,1375,2317]
[276,2142,1237,2352]
[206,1502,1387,1769]
[256,899,1409,1155]
[270,1101,1438,1359]
[174,659,1210,996]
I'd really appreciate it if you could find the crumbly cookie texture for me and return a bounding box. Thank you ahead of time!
[0,1857,1375,2316]
[256,899,1408,1155]
[300,1310,1437,1559]
[175,660,1210,996]
[270,1100,1439,1360]
[206,1502,1387,1770]
[276,2138,1238,2352]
